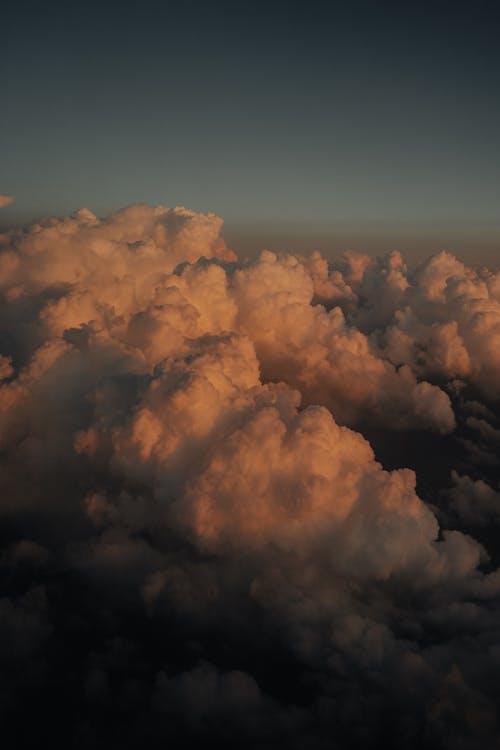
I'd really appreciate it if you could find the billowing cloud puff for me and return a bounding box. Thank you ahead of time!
[317,249,500,402]
[232,250,455,432]
[443,472,500,527]
[1,204,500,749]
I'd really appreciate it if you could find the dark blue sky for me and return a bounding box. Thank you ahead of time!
[2,0,500,260]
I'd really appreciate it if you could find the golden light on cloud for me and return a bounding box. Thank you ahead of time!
[1,203,500,748]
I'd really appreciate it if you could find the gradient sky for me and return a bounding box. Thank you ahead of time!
[2,0,500,261]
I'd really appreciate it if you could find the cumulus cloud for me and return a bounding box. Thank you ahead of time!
[1,203,500,749]
[0,195,15,208]
[231,250,455,432]
[324,249,500,402]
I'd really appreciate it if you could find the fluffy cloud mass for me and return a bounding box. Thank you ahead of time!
[1,204,500,749]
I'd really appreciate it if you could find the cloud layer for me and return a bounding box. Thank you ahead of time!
[1,204,499,749]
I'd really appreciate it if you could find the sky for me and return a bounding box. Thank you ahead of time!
[2,0,500,262]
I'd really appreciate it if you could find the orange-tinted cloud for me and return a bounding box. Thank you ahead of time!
[1,204,500,749]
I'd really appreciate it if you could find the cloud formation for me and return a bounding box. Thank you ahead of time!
[1,204,500,749]
[0,195,14,208]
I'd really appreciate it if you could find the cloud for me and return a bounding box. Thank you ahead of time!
[324,249,500,401]
[0,195,14,208]
[1,203,500,749]
[231,250,455,432]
